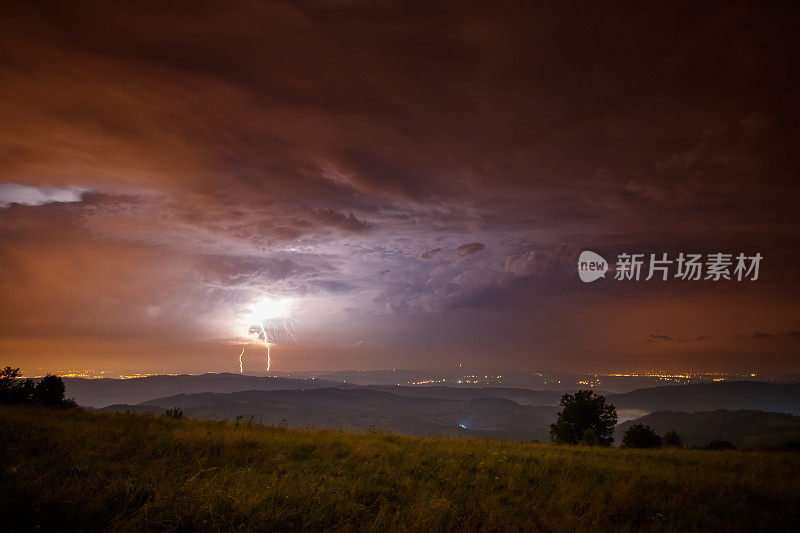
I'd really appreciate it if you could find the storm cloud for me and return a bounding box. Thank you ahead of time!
[1,0,798,373]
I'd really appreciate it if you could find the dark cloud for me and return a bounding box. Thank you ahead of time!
[308,208,370,233]
[304,280,357,294]
[195,255,318,288]
[503,247,574,276]
[647,334,716,344]
[730,331,776,341]
[419,248,442,260]
[0,1,799,372]
[456,242,485,257]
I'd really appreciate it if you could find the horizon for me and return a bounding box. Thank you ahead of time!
[21,366,795,383]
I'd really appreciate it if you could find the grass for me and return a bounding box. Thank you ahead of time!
[1,406,799,531]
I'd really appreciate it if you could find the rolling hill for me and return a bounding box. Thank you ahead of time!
[101,388,559,441]
[608,381,800,415]
[63,373,342,408]
[65,373,567,408]
[616,409,800,449]
[89,378,800,444]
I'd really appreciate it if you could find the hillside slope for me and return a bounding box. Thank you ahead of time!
[2,406,799,532]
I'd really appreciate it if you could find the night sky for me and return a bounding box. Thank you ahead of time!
[1,1,799,374]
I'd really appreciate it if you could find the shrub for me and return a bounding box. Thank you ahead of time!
[781,440,800,451]
[662,429,684,448]
[622,424,662,448]
[165,407,184,419]
[705,438,737,451]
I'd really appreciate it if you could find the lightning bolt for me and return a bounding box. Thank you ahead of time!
[256,323,272,372]
[238,298,296,375]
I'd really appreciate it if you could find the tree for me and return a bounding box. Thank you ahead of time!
[662,429,684,448]
[32,375,67,406]
[622,423,662,448]
[0,366,35,404]
[15,379,36,404]
[550,390,617,446]
[0,366,21,393]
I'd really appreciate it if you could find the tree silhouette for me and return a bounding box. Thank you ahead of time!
[622,423,662,448]
[662,429,684,448]
[0,366,35,404]
[33,375,67,406]
[550,390,617,446]
[0,366,20,390]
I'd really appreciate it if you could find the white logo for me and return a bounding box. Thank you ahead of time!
[577,251,762,282]
[578,251,608,282]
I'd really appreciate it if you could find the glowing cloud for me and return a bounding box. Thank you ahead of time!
[238,297,296,374]
[0,183,84,208]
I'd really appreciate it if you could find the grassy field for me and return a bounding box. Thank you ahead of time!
[1,406,799,531]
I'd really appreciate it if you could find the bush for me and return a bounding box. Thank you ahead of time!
[781,440,800,451]
[622,424,662,448]
[705,439,737,451]
[662,429,684,448]
[165,407,184,419]
[549,390,617,446]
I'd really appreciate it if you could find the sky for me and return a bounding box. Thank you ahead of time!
[1,0,799,374]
